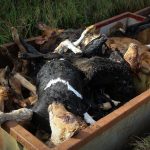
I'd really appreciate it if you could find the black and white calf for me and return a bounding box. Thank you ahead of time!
[0,59,95,145]
[32,59,94,124]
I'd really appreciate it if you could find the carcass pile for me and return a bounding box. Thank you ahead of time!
[0,18,150,147]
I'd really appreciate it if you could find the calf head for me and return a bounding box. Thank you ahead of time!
[48,102,86,145]
[35,23,64,45]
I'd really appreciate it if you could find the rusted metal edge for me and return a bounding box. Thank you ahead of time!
[2,121,50,150]
[95,12,145,29]
[56,89,150,150]
[135,7,150,16]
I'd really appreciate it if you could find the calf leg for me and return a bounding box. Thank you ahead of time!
[18,52,43,60]
[54,39,82,54]
[18,51,62,60]
[73,25,95,46]
[0,108,33,125]
[13,73,36,95]
[11,27,29,75]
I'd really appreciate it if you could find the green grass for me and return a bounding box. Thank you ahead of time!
[130,135,150,150]
[0,0,150,44]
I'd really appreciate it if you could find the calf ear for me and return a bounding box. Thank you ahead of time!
[35,36,47,45]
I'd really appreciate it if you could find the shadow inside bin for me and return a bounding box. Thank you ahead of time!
[0,44,19,69]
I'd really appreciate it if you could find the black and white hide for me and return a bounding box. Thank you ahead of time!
[31,59,95,145]
[33,59,89,120]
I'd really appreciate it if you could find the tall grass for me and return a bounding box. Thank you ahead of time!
[0,0,150,44]
[130,136,150,150]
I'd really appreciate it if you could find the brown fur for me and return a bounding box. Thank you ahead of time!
[139,51,150,74]
[80,27,100,48]
[134,72,150,94]
[136,28,150,44]
[0,68,9,87]
[36,23,98,53]
[124,43,140,71]
[48,102,87,145]
[14,95,37,108]
[109,22,125,35]
[0,86,9,112]
[35,23,64,51]
[106,37,150,54]
[11,27,29,75]
[124,44,150,94]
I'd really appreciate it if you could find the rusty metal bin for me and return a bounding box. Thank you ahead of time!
[0,10,150,150]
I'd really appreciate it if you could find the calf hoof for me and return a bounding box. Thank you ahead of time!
[14,108,33,122]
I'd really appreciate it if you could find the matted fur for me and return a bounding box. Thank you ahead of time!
[48,102,86,145]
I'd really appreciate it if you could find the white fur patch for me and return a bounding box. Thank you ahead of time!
[111,100,121,106]
[59,58,65,61]
[146,44,150,48]
[54,39,82,54]
[44,78,83,99]
[73,25,94,46]
[83,112,95,125]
